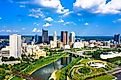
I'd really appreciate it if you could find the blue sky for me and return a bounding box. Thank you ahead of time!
[0,0,121,36]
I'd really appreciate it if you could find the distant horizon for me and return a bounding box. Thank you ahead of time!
[0,34,116,37]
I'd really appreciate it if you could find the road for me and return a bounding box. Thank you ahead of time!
[65,50,92,57]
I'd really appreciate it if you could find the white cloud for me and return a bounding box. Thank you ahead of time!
[33,22,39,26]
[22,28,26,30]
[0,17,2,20]
[13,30,18,32]
[34,0,70,15]
[1,30,5,32]
[84,22,89,26]
[74,0,105,9]
[35,0,62,9]
[17,1,31,4]
[62,11,73,17]
[32,28,41,32]
[57,8,70,14]
[36,29,41,32]
[19,5,26,8]
[44,17,53,22]
[6,30,12,32]
[77,13,82,16]
[43,22,52,27]
[58,19,64,23]
[73,0,121,14]
[28,14,39,18]
[63,22,76,25]
[28,8,45,18]
[17,0,71,15]
[113,18,121,23]
[0,29,18,33]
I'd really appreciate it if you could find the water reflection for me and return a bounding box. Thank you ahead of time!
[113,72,121,80]
[32,55,121,80]
[32,57,72,80]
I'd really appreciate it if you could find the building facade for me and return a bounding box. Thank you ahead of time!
[69,32,75,47]
[61,31,68,45]
[114,34,120,44]
[34,34,39,44]
[10,34,22,58]
[53,31,57,41]
[42,29,49,44]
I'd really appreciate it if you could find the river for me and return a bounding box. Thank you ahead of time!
[31,57,73,80]
[31,56,121,80]
[113,72,121,80]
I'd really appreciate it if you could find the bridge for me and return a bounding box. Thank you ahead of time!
[65,50,84,57]
[106,67,121,75]
[64,50,92,57]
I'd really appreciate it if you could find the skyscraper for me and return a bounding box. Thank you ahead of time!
[42,29,49,43]
[10,34,22,58]
[69,32,75,43]
[69,32,75,47]
[50,31,57,48]
[34,34,39,44]
[114,34,120,44]
[53,31,57,41]
[61,31,68,45]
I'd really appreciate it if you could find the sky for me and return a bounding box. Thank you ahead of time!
[0,0,121,36]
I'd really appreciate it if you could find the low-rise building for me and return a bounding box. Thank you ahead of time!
[64,45,70,49]
[25,44,46,59]
[73,42,84,48]
[100,52,121,59]
[1,46,10,57]
[89,43,95,48]
[88,61,106,68]
[57,41,63,48]
[50,41,57,48]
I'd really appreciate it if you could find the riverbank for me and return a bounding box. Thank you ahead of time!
[55,57,81,80]
[10,76,25,80]
[49,70,57,80]
[22,53,67,75]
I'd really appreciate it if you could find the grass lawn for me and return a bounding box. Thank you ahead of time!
[55,58,81,80]
[69,59,116,80]
[89,75,115,80]
[22,53,67,75]
[10,76,24,80]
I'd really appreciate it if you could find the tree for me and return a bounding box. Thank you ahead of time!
[2,57,8,61]
[9,56,15,61]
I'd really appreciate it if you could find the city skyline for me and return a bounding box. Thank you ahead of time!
[0,0,121,36]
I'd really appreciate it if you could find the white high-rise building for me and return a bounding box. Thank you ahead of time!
[10,34,22,58]
[53,31,57,41]
[69,32,75,43]
[50,31,57,48]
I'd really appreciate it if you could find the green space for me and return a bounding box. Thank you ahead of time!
[71,66,106,80]
[89,74,115,80]
[85,48,118,59]
[0,50,68,80]
[70,59,116,80]
[22,53,67,75]
[0,48,120,80]
[106,57,121,66]
[10,76,24,80]
[55,57,81,80]
[78,66,91,74]
[13,62,31,72]
[55,58,116,80]
[0,64,12,80]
